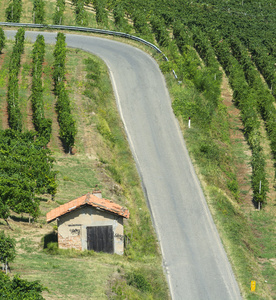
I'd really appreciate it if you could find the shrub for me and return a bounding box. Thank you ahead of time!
[126,271,152,292]
[0,272,46,299]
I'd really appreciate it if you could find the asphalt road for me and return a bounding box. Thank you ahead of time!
[5,30,242,299]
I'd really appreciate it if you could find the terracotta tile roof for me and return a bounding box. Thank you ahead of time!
[46,193,130,222]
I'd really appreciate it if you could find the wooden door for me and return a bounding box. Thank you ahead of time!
[87,226,114,253]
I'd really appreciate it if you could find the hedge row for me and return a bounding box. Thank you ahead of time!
[113,3,130,32]
[31,34,52,143]
[230,37,276,162]
[150,15,170,47]
[0,28,5,53]
[93,0,108,26]
[247,42,276,99]
[53,0,65,25]
[73,0,88,26]
[131,10,153,42]
[7,28,25,132]
[263,39,276,61]
[33,0,45,24]
[53,33,77,153]
[173,24,222,124]
[5,0,22,22]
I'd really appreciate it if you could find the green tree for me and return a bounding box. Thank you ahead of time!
[0,130,57,223]
[0,231,16,265]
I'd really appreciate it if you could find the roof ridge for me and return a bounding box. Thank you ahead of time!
[46,193,130,222]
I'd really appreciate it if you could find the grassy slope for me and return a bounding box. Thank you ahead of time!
[165,67,276,299]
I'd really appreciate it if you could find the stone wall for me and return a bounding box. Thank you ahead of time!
[58,226,82,250]
[58,234,82,250]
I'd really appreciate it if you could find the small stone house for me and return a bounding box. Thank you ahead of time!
[46,191,129,255]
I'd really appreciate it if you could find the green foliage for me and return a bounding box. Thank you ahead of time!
[112,264,168,298]
[230,37,276,165]
[5,0,22,22]
[173,22,193,53]
[249,42,276,99]
[53,32,66,91]
[33,0,45,24]
[45,242,59,254]
[53,0,65,25]
[53,33,77,153]
[93,0,108,26]
[0,231,16,263]
[0,272,46,299]
[126,271,152,292]
[207,186,270,299]
[45,242,96,258]
[0,130,57,220]
[97,116,114,144]
[0,29,5,54]
[210,33,269,205]
[55,83,77,152]
[150,15,169,47]
[74,0,88,26]
[226,172,240,201]
[7,28,25,132]
[132,10,153,42]
[31,35,52,143]
[199,140,220,161]
[113,3,130,32]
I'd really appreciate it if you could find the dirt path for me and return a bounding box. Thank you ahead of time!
[221,72,253,209]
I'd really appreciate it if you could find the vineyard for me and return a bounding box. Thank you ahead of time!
[0,0,275,299]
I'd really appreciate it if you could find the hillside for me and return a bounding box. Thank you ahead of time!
[0,0,275,299]
[0,37,169,299]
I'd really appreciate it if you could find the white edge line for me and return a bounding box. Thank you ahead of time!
[108,67,175,300]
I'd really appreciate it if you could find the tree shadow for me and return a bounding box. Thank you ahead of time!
[36,196,49,202]
[10,215,30,223]
[43,231,58,249]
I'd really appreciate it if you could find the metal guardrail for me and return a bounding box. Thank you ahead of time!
[0,22,177,79]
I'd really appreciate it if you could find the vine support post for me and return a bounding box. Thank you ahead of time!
[258,180,261,210]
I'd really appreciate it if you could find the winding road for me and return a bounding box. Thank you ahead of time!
[5,30,242,299]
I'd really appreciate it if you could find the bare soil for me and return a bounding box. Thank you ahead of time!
[221,72,253,209]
